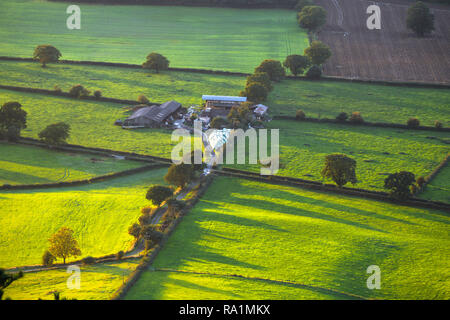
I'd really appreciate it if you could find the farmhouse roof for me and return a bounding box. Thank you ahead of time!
[254,104,268,115]
[202,95,247,102]
[127,100,181,123]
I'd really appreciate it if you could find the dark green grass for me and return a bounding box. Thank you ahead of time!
[125,176,450,300]
[419,164,450,203]
[0,0,308,73]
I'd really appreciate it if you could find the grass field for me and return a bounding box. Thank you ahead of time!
[125,176,450,300]
[419,164,450,203]
[0,142,142,185]
[0,168,167,268]
[3,259,139,300]
[225,120,450,191]
[0,0,308,73]
[1,60,449,126]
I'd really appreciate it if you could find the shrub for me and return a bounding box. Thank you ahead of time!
[296,109,306,120]
[434,121,443,129]
[141,206,152,215]
[81,256,96,265]
[246,72,273,92]
[304,41,332,65]
[116,251,124,260]
[297,5,327,33]
[254,59,285,81]
[349,112,364,124]
[407,118,420,128]
[384,171,416,199]
[305,65,322,79]
[128,223,141,239]
[138,212,153,226]
[416,176,426,188]
[137,94,150,104]
[336,112,348,122]
[283,54,310,76]
[68,85,90,98]
[42,250,56,267]
[93,90,102,98]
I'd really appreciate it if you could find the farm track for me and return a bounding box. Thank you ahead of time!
[316,0,450,84]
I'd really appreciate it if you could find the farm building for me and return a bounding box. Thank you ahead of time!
[201,95,248,119]
[123,100,182,128]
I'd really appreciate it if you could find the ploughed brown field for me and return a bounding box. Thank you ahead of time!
[316,0,450,84]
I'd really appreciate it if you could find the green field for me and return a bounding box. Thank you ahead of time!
[1,60,449,126]
[3,259,139,300]
[226,120,450,191]
[125,176,450,300]
[0,168,167,268]
[419,164,450,203]
[0,0,308,73]
[0,142,143,185]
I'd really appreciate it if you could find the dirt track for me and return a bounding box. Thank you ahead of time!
[316,0,450,84]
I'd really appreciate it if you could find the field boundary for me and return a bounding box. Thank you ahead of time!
[2,56,450,88]
[214,167,450,212]
[417,154,450,195]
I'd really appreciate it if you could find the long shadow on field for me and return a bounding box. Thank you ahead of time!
[0,168,54,185]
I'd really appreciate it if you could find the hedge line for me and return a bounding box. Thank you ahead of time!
[215,168,450,212]
[273,116,450,132]
[110,174,215,300]
[0,163,167,191]
[418,154,449,195]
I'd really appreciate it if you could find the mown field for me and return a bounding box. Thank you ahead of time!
[419,164,450,203]
[0,168,167,268]
[0,0,308,73]
[125,177,450,300]
[225,120,450,191]
[3,259,139,300]
[0,142,142,185]
[1,60,449,126]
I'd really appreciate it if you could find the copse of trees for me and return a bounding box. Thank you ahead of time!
[384,171,416,199]
[321,154,357,187]
[0,101,27,141]
[38,122,71,145]
[146,185,173,207]
[283,54,311,76]
[142,52,169,73]
[47,227,81,264]
[297,5,327,33]
[33,45,61,68]
[406,1,435,37]
[304,40,332,65]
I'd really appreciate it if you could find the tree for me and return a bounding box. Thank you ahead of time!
[48,227,81,264]
[38,122,70,145]
[254,60,285,81]
[297,6,327,33]
[0,269,23,300]
[146,185,173,207]
[304,41,332,65]
[384,171,416,199]
[406,1,434,37]
[128,223,141,239]
[321,154,357,187]
[33,45,61,67]
[246,72,273,92]
[241,82,268,103]
[283,54,311,76]
[227,103,253,129]
[164,164,193,187]
[0,101,27,141]
[42,250,56,267]
[142,52,169,73]
[68,84,90,98]
[305,64,322,79]
[141,225,164,249]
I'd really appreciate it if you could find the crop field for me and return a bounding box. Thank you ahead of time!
[0,0,308,73]
[316,0,450,84]
[1,60,449,126]
[3,259,139,300]
[0,142,142,185]
[125,177,450,300]
[0,168,167,268]
[225,120,450,191]
[419,164,450,203]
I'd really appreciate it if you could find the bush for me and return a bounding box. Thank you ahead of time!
[304,41,332,65]
[384,171,416,199]
[128,223,141,239]
[336,112,348,122]
[137,94,150,104]
[434,121,443,129]
[254,60,285,81]
[407,118,420,128]
[68,85,90,98]
[305,65,322,79]
[283,54,310,76]
[42,250,56,267]
[81,256,96,265]
[246,72,273,92]
[38,122,70,145]
[416,176,426,189]
[349,112,364,124]
[116,251,124,260]
[296,109,306,120]
[93,90,102,98]
[297,5,327,33]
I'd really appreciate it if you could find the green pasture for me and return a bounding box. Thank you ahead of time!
[419,164,450,203]
[0,142,142,185]
[125,176,450,300]
[0,0,308,73]
[0,168,167,268]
